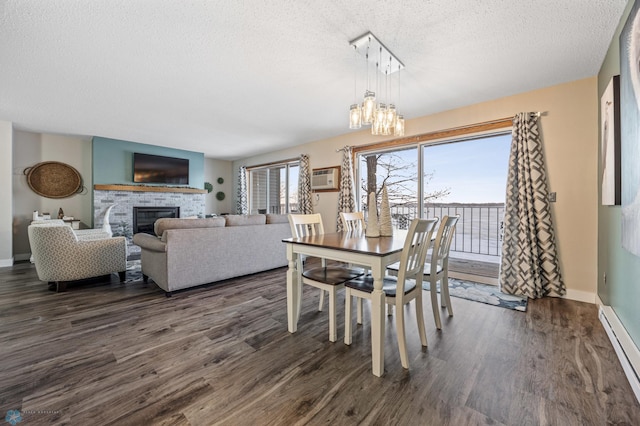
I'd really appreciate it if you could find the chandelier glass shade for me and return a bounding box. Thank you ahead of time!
[349,104,362,129]
[348,32,405,137]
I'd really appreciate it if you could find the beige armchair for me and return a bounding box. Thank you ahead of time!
[28,224,127,292]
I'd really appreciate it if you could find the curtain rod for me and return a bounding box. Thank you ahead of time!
[245,157,300,170]
[337,112,545,155]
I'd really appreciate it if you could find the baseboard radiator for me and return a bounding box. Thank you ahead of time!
[599,305,640,404]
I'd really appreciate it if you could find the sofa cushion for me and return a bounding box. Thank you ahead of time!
[225,214,266,227]
[154,217,225,236]
[266,214,289,224]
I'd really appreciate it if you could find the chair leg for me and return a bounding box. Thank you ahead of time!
[344,289,353,345]
[441,272,453,316]
[356,298,363,324]
[430,278,442,330]
[118,271,126,282]
[328,288,337,342]
[395,300,409,369]
[318,289,325,311]
[56,281,67,292]
[415,293,428,347]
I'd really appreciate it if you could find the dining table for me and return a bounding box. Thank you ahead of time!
[282,230,408,377]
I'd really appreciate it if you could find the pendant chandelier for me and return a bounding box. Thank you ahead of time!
[348,32,405,137]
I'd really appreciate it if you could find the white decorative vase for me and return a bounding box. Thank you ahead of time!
[365,192,380,238]
[379,185,393,236]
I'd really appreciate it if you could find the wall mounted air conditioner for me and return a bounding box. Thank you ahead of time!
[311,167,340,191]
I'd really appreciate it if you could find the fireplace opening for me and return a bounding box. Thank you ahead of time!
[133,206,180,235]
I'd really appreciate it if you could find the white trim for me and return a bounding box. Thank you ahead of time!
[449,271,498,286]
[563,288,596,304]
[13,253,31,262]
[0,257,14,267]
[598,304,640,404]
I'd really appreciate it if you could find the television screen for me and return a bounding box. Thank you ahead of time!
[133,152,189,185]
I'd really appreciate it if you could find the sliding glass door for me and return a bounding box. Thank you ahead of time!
[356,132,511,281]
[422,134,511,258]
[249,161,299,214]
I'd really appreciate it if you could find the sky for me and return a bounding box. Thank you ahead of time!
[423,133,511,203]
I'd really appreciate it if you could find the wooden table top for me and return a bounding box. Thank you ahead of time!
[282,231,408,257]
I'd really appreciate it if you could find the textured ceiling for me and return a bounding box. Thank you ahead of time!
[0,0,628,160]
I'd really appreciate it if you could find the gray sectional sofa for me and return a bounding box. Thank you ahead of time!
[132,214,291,296]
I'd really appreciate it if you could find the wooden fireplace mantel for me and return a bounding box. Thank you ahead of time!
[93,184,207,194]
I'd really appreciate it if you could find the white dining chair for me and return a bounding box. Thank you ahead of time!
[344,217,438,369]
[288,213,364,342]
[339,211,367,322]
[388,214,459,330]
[424,215,460,329]
[339,211,366,232]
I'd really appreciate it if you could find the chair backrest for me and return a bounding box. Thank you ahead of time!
[340,211,365,232]
[430,215,460,272]
[28,224,78,264]
[396,218,439,286]
[288,213,325,238]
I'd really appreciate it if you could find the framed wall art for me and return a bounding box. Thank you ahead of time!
[601,75,621,206]
[620,0,640,256]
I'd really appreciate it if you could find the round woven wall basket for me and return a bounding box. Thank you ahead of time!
[25,161,83,199]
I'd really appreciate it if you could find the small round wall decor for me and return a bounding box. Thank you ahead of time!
[215,191,225,201]
[217,177,224,184]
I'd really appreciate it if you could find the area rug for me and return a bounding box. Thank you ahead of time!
[423,279,528,312]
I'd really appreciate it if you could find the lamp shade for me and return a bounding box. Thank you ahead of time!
[349,104,362,129]
[394,115,405,136]
[362,91,376,125]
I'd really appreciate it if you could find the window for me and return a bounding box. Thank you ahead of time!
[248,161,299,214]
[358,147,418,229]
[356,132,510,259]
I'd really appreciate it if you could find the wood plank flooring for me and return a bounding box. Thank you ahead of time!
[1,262,639,425]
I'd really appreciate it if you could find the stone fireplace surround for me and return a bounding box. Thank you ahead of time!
[93,185,206,254]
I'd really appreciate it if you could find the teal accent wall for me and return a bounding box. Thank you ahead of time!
[92,137,204,187]
[598,0,640,347]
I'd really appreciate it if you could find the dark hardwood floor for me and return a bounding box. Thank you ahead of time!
[1,261,639,425]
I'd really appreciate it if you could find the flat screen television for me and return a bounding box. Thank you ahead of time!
[133,152,189,185]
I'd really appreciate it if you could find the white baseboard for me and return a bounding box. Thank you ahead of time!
[0,257,14,267]
[563,288,596,304]
[449,271,498,286]
[598,304,640,404]
[13,253,31,262]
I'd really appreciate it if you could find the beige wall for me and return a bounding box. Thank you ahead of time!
[12,130,92,259]
[234,77,599,303]
[204,158,233,215]
[0,120,13,266]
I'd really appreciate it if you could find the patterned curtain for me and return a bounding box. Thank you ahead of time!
[236,166,248,215]
[500,113,564,298]
[298,154,313,214]
[336,146,356,231]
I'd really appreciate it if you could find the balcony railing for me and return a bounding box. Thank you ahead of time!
[269,202,504,258]
[389,203,505,257]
